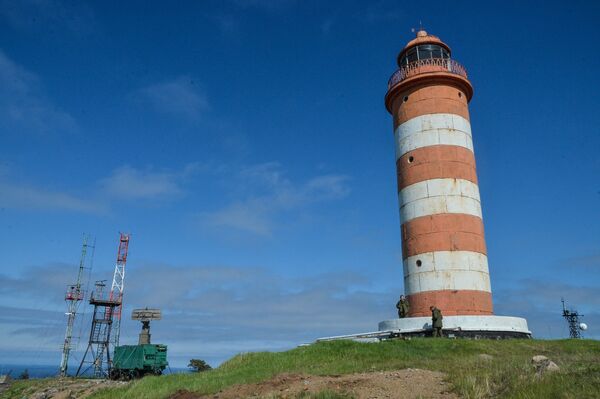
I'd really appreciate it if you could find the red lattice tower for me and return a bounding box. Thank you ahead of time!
[108,233,130,347]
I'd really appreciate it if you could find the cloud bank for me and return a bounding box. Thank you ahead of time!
[201,162,351,235]
[0,49,76,134]
[137,76,210,122]
[0,258,597,368]
[0,261,391,367]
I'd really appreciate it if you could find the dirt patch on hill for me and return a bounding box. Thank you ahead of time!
[6,378,129,399]
[170,369,458,399]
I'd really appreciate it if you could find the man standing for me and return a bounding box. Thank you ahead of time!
[430,306,443,337]
[396,295,410,318]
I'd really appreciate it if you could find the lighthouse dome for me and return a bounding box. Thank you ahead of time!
[397,30,452,67]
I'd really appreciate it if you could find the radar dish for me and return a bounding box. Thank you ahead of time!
[131,308,161,321]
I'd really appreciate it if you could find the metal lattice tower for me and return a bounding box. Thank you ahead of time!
[59,234,95,377]
[109,233,130,347]
[76,281,120,377]
[562,298,584,339]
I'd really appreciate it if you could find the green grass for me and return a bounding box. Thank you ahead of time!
[1,378,49,398]
[3,339,599,399]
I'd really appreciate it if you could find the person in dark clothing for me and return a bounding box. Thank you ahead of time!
[430,306,443,337]
[396,295,410,318]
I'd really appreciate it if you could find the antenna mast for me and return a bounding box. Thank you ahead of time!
[76,233,130,378]
[59,234,94,377]
[109,233,130,347]
[76,280,120,377]
[562,298,584,339]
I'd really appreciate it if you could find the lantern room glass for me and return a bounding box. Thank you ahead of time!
[400,44,450,66]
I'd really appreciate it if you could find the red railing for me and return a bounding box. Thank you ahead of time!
[387,58,468,90]
[65,287,84,301]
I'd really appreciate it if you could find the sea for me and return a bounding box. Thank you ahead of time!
[0,364,190,379]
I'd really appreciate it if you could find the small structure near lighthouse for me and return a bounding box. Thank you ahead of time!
[380,30,530,338]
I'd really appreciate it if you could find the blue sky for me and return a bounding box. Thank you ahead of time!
[0,0,599,369]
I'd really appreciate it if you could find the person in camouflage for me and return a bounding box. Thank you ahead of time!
[430,306,443,337]
[396,295,410,318]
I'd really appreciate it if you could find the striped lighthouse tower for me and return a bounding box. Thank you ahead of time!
[380,30,530,337]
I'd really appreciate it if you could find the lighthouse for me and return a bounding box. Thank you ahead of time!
[379,30,530,337]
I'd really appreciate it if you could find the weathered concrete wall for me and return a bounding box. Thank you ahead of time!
[379,315,531,335]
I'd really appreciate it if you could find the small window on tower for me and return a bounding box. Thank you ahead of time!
[403,96,409,103]
[416,259,422,267]
[408,156,414,163]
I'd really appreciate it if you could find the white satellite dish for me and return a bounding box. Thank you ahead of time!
[579,323,588,331]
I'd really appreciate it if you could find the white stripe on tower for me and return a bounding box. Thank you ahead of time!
[402,251,491,295]
[394,113,473,159]
[399,178,482,222]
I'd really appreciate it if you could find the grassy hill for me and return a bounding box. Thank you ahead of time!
[4,339,600,398]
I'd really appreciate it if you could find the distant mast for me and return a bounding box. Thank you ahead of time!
[562,298,585,339]
[59,234,94,377]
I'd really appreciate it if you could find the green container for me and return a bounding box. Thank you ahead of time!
[112,344,168,377]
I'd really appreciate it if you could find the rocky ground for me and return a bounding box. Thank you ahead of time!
[0,351,571,399]
[170,369,458,399]
[1,377,128,399]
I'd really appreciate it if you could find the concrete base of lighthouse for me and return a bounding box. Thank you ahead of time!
[378,315,531,339]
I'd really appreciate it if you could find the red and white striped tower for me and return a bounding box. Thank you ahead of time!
[385,30,491,318]
[325,29,530,340]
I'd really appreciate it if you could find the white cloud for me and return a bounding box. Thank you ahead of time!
[0,177,105,214]
[138,76,209,121]
[0,259,600,366]
[2,261,598,367]
[0,49,76,133]
[494,278,600,339]
[0,262,391,366]
[0,160,347,222]
[303,175,351,201]
[205,202,274,235]
[563,254,600,272]
[201,162,350,235]
[0,163,200,213]
[99,165,187,201]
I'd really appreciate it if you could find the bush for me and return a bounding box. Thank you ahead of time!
[19,369,29,380]
[188,359,212,372]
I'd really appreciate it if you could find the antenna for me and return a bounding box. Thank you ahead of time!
[77,233,131,378]
[561,298,585,339]
[132,308,162,345]
[109,233,130,347]
[76,280,121,378]
[59,234,94,377]
[412,22,425,36]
